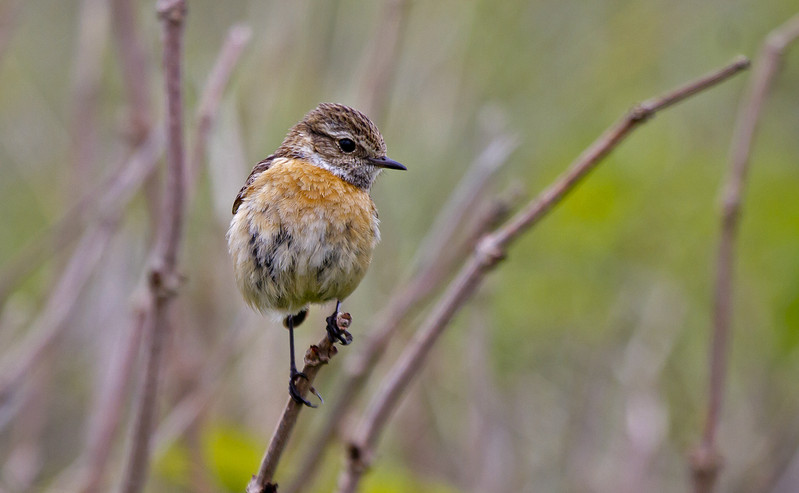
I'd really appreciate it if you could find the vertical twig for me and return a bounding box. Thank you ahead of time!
[77,300,150,493]
[117,2,187,493]
[335,57,750,493]
[356,0,411,122]
[112,0,152,144]
[48,18,249,493]
[69,0,108,190]
[690,14,799,493]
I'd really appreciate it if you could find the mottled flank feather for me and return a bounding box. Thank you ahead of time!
[228,157,379,315]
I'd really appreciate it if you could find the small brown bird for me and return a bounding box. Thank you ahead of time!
[227,103,405,406]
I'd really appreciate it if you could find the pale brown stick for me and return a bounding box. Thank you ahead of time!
[69,0,107,190]
[690,15,799,493]
[76,300,150,493]
[0,128,163,313]
[335,56,751,493]
[285,136,519,493]
[110,0,159,226]
[112,0,152,144]
[411,134,519,273]
[118,2,187,492]
[246,321,346,493]
[187,24,252,197]
[0,219,119,405]
[357,0,410,122]
[151,315,249,458]
[61,20,249,492]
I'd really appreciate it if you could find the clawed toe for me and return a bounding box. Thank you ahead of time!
[289,371,320,408]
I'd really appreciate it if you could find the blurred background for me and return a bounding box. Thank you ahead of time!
[1,0,798,492]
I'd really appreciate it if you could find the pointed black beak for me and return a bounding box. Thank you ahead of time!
[368,156,406,170]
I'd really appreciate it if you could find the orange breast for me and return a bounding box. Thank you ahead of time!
[229,157,379,314]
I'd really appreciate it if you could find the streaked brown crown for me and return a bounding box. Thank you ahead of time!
[275,103,391,189]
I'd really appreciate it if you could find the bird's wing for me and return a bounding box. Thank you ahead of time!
[232,154,276,215]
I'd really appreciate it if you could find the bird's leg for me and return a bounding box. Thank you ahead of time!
[286,313,318,408]
[326,300,353,345]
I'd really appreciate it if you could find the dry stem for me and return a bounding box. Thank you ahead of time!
[336,56,750,493]
[690,14,799,493]
[117,2,187,492]
[187,24,252,197]
[0,219,118,414]
[246,316,348,493]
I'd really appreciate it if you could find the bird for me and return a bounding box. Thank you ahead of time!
[227,103,405,407]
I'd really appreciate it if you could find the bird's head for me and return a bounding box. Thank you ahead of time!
[277,103,405,189]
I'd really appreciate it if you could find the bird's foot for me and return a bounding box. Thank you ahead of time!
[326,313,353,345]
[289,370,322,408]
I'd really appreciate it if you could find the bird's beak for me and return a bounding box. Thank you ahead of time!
[368,156,406,170]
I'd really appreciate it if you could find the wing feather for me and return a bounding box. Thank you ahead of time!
[232,155,276,215]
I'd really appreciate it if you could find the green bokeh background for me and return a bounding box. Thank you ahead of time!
[1,1,798,492]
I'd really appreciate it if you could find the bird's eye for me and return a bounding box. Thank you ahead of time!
[338,138,356,153]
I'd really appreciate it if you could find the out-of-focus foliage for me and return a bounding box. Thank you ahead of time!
[202,424,263,492]
[1,0,798,492]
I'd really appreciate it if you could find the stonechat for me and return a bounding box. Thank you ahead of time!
[227,103,405,406]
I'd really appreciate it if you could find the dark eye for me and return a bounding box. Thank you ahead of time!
[338,138,356,153]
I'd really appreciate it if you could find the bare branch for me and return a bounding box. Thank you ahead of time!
[335,56,751,493]
[187,24,252,197]
[246,322,344,493]
[75,300,150,493]
[111,0,152,144]
[69,0,108,190]
[117,2,187,492]
[690,14,799,493]
[0,219,119,409]
[0,128,163,312]
[357,0,411,122]
[45,21,251,493]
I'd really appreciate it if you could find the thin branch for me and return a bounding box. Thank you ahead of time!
[411,134,519,273]
[246,321,345,493]
[0,128,163,312]
[187,24,252,197]
[110,0,160,228]
[357,0,411,122]
[111,0,152,145]
[44,20,250,492]
[690,15,799,493]
[285,136,519,493]
[0,218,119,409]
[76,299,150,493]
[118,2,187,493]
[151,313,249,458]
[335,56,751,493]
[69,0,108,190]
